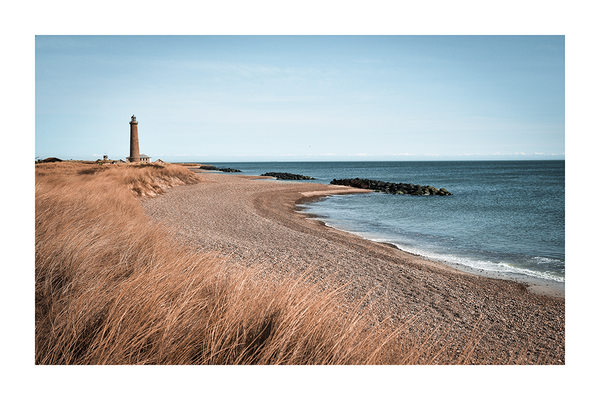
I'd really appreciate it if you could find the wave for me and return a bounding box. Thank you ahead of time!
[301,211,565,284]
[380,240,565,283]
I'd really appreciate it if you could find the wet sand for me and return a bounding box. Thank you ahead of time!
[141,171,565,364]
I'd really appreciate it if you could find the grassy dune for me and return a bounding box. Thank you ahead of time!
[35,162,489,364]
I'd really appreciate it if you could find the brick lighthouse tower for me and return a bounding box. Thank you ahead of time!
[128,114,140,163]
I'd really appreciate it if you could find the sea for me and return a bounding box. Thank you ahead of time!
[199,161,565,287]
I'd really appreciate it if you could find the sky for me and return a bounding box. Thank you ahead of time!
[35,35,565,162]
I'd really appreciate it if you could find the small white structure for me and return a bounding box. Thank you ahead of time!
[127,154,152,163]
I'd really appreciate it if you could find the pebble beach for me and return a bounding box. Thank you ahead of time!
[141,170,565,364]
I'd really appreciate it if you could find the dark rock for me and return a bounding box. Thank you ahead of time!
[261,172,316,180]
[198,165,242,173]
[330,178,452,196]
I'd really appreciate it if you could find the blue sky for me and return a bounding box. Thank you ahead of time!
[35,35,565,162]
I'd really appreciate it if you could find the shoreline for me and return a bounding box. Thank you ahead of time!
[142,171,565,364]
[293,181,565,298]
[192,169,565,297]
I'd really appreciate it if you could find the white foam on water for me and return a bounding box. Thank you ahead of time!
[370,238,565,283]
[304,214,565,284]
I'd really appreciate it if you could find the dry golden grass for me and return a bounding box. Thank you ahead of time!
[35,162,488,365]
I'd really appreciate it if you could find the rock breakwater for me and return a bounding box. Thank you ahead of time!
[330,178,452,196]
[261,172,316,180]
[199,165,242,173]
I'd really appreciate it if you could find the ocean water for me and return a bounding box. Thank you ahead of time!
[201,161,565,285]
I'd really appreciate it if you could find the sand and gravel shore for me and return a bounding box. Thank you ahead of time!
[141,170,565,364]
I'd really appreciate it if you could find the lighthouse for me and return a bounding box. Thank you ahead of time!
[128,115,140,163]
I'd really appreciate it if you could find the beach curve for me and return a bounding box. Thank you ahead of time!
[140,171,565,364]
